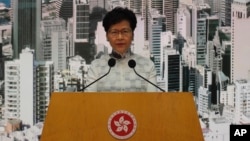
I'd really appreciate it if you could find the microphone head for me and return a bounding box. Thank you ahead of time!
[108,58,116,67]
[128,59,136,68]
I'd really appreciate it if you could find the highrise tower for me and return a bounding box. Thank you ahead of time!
[13,0,41,59]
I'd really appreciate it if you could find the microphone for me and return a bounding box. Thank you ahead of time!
[128,59,165,92]
[82,58,116,91]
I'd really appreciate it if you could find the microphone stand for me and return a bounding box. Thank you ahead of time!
[82,67,111,92]
[132,68,165,92]
[82,58,116,92]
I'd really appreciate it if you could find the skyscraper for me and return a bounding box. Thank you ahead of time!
[142,0,179,40]
[13,0,41,59]
[4,48,54,126]
[163,0,179,34]
[176,5,191,39]
[164,48,181,92]
[151,0,163,14]
[148,9,166,76]
[35,61,54,123]
[89,0,107,11]
[192,3,211,66]
[0,34,4,80]
[73,0,89,43]
[73,0,94,64]
[231,0,250,83]
[41,19,67,72]
[205,0,220,14]
[4,48,36,126]
[234,79,250,124]
[56,0,73,23]
[220,0,232,26]
[142,0,151,40]
[124,0,142,14]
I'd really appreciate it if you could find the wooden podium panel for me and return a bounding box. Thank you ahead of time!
[41,92,204,141]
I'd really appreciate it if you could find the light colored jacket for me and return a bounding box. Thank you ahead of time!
[85,53,157,92]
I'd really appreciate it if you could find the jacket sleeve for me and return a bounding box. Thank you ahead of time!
[146,60,158,92]
[84,61,98,92]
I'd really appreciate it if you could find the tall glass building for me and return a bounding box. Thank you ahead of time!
[149,9,166,76]
[12,0,41,60]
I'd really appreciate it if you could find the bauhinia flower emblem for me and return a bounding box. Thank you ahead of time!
[114,116,131,132]
[108,110,137,140]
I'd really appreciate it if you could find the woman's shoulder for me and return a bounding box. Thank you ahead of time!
[132,54,154,66]
[90,54,110,67]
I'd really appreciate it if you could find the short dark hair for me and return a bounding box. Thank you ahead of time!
[102,7,137,32]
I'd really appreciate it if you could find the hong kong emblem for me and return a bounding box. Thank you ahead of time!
[108,110,137,140]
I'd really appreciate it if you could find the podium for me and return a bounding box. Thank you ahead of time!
[41,92,204,141]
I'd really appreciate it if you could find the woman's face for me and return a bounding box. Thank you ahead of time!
[106,20,133,55]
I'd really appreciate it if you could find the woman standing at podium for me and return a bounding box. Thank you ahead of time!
[85,7,157,92]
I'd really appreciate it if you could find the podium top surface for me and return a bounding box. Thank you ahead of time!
[41,92,204,141]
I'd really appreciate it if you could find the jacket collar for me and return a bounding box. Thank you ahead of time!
[109,49,133,59]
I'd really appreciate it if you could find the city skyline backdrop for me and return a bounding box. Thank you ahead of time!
[0,0,250,141]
